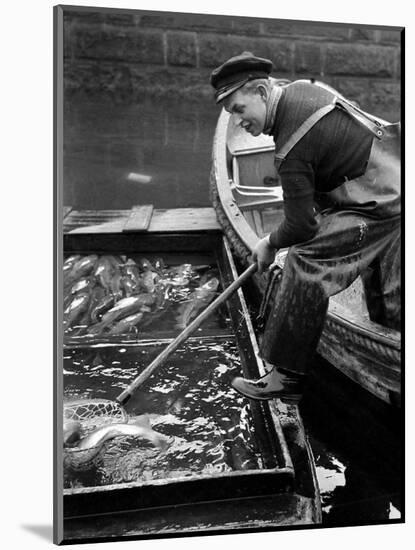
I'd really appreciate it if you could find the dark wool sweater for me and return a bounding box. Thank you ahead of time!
[268,81,374,250]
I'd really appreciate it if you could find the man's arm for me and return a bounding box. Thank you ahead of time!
[269,159,319,249]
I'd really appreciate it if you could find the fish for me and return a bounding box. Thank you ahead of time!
[105,255,124,269]
[85,285,106,319]
[108,312,144,335]
[102,295,155,321]
[164,263,194,287]
[63,417,170,470]
[63,292,91,330]
[74,286,107,331]
[90,294,115,324]
[153,257,166,274]
[138,257,154,272]
[141,270,159,293]
[69,276,95,296]
[75,417,169,451]
[120,275,135,297]
[175,277,220,329]
[110,270,123,299]
[63,420,82,447]
[68,255,98,283]
[153,282,171,309]
[63,255,81,278]
[122,260,143,291]
[88,294,155,335]
[93,256,117,293]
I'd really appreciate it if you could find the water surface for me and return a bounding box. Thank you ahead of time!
[64,339,261,489]
[64,97,221,210]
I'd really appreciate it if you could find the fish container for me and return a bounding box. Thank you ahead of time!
[60,217,318,539]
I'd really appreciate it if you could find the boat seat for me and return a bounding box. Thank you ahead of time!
[231,181,283,211]
[231,156,283,211]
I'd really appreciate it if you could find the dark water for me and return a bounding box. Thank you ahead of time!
[64,95,402,525]
[63,339,261,489]
[64,97,221,210]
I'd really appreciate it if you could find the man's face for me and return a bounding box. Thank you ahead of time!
[223,87,267,136]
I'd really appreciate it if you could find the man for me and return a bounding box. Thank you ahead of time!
[210,52,401,402]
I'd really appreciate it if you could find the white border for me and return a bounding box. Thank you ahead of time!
[2,1,411,549]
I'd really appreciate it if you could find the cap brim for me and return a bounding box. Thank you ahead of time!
[215,80,248,103]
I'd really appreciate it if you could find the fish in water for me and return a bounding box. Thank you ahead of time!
[93,256,118,293]
[63,416,170,469]
[68,276,95,298]
[108,312,144,335]
[67,255,98,283]
[64,291,90,330]
[120,275,135,297]
[175,277,220,329]
[153,257,166,275]
[122,259,144,293]
[76,418,169,451]
[73,286,107,333]
[63,255,81,278]
[165,264,194,287]
[141,270,159,293]
[88,294,155,336]
[63,420,82,447]
[110,270,123,299]
[83,286,106,322]
[138,257,154,272]
[90,294,115,324]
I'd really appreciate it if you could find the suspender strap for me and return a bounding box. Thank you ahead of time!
[335,96,385,139]
[274,95,385,170]
[274,101,336,169]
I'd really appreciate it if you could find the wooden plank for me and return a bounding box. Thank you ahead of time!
[65,208,221,235]
[122,205,154,233]
[63,494,316,541]
[70,210,129,216]
[148,208,220,232]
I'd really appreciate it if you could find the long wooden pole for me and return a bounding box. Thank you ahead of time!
[116,263,257,406]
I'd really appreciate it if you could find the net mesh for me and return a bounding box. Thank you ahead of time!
[63,399,129,471]
[63,399,128,429]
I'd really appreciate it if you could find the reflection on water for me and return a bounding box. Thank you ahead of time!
[311,435,400,525]
[63,340,261,489]
[301,356,402,526]
[64,341,262,487]
[64,97,221,210]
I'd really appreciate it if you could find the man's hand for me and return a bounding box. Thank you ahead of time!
[252,235,277,274]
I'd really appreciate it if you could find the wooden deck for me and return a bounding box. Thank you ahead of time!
[63,206,221,234]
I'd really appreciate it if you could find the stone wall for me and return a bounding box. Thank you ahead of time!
[62,7,402,118]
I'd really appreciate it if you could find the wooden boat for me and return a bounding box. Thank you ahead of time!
[58,206,322,543]
[210,109,401,407]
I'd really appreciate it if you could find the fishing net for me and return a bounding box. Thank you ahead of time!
[64,398,128,429]
[63,399,128,471]
[64,443,105,471]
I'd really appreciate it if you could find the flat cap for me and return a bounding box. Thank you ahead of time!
[210,51,273,103]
